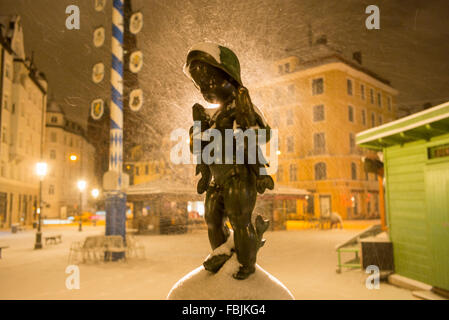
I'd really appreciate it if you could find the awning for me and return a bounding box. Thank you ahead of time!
[356,101,449,150]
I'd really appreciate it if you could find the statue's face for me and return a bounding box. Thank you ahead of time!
[189,60,236,105]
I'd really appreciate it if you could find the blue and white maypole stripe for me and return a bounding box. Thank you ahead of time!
[110,0,124,188]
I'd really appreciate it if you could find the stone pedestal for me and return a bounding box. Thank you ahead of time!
[167,255,294,300]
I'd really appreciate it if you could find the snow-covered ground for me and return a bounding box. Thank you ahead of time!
[0,226,416,300]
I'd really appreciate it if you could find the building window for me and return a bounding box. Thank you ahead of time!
[371,112,375,127]
[51,116,58,123]
[312,78,324,95]
[135,166,140,176]
[351,163,357,180]
[289,164,297,181]
[287,136,294,153]
[286,110,294,125]
[387,96,392,111]
[349,133,355,150]
[313,132,325,154]
[313,104,325,122]
[277,165,283,182]
[378,115,383,125]
[348,105,354,122]
[362,109,366,126]
[145,165,149,175]
[347,79,353,96]
[370,88,374,104]
[3,95,8,110]
[315,162,327,180]
[50,150,56,159]
[51,132,57,143]
[49,185,55,195]
[361,84,365,100]
[284,63,290,73]
[5,64,11,79]
[377,92,382,107]
[2,127,6,143]
[278,65,283,75]
[288,84,295,95]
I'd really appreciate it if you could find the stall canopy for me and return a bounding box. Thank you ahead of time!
[356,101,449,149]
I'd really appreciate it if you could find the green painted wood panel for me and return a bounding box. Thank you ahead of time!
[385,143,430,285]
[385,134,449,290]
[425,162,449,290]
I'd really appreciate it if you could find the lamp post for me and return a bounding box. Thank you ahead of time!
[34,162,47,249]
[91,188,100,227]
[77,180,87,232]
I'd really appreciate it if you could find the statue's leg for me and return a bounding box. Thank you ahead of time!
[205,185,229,250]
[224,167,258,279]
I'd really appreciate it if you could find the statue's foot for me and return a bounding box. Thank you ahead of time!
[203,253,233,273]
[256,175,274,194]
[233,265,256,280]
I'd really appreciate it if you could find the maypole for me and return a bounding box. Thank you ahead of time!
[104,0,127,260]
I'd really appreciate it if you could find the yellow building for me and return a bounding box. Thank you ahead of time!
[252,45,398,219]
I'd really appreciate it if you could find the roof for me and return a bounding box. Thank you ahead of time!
[356,101,449,150]
[47,100,65,114]
[285,44,392,86]
[126,178,309,198]
[264,185,310,197]
[126,178,197,196]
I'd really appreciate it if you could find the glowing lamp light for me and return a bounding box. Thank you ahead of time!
[36,162,48,179]
[77,180,87,192]
[205,103,220,109]
[91,188,100,199]
[70,154,78,161]
[276,150,281,155]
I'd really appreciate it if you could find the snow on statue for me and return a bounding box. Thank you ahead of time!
[167,43,294,300]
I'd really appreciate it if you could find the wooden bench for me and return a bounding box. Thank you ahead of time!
[335,224,382,273]
[45,235,62,245]
[0,245,9,259]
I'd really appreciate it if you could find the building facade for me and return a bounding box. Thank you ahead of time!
[251,44,398,219]
[0,16,48,227]
[43,101,97,219]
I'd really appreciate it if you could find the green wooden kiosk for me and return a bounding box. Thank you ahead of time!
[356,101,449,292]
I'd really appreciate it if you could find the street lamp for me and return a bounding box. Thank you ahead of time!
[69,154,78,162]
[91,188,100,199]
[34,162,47,249]
[77,179,87,232]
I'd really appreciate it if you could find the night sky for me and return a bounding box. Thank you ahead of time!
[1,0,448,137]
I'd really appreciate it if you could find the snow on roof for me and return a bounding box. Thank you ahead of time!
[126,178,197,196]
[264,184,309,196]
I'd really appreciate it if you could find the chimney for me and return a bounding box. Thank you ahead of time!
[307,23,313,47]
[353,51,362,64]
[315,34,327,45]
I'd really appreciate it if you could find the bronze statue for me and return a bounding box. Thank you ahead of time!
[184,43,274,280]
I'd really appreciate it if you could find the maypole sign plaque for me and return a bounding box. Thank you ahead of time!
[90,98,105,120]
[92,62,105,83]
[129,50,143,73]
[93,27,105,47]
[130,12,143,34]
[129,88,143,111]
[94,0,106,12]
